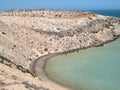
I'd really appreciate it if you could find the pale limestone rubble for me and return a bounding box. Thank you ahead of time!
[0,10,120,90]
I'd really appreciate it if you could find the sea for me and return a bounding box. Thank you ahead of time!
[44,10,120,90]
[91,9,120,18]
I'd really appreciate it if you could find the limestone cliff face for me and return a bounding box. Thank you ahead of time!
[0,10,120,68]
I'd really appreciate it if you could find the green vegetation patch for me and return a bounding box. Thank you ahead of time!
[0,55,7,60]
[16,65,35,77]
[0,55,35,77]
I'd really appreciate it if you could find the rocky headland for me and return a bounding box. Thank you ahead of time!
[0,10,120,90]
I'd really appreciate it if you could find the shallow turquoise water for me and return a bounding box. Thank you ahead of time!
[45,39,120,90]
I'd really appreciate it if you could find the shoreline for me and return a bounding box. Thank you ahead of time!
[29,37,120,90]
[30,52,72,90]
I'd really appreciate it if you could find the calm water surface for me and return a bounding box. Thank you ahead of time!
[91,9,120,18]
[45,39,120,90]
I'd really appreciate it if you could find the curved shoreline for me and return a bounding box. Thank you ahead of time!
[30,52,72,90]
[29,36,120,90]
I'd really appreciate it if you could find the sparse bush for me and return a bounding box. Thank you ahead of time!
[0,58,4,63]
[2,32,6,35]
[16,65,28,73]
[16,65,35,77]
[12,45,16,50]
[44,48,48,51]
[13,45,16,47]
[16,65,26,72]
[0,56,35,77]
[49,39,52,41]
[0,56,7,60]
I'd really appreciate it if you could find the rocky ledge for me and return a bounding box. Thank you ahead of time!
[0,10,120,90]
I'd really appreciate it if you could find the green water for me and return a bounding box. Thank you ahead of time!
[45,39,120,90]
